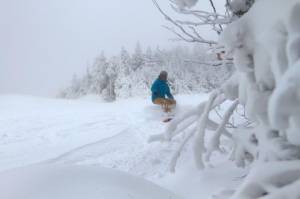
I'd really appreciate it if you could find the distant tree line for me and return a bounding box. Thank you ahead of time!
[58,43,234,101]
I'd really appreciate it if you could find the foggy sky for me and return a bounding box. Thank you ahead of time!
[0,0,222,96]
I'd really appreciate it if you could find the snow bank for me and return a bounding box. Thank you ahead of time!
[0,165,182,199]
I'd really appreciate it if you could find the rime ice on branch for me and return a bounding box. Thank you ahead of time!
[150,0,300,198]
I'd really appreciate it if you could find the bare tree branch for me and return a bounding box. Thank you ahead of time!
[152,0,218,45]
[184,59,234,66]
[208,0,223,34]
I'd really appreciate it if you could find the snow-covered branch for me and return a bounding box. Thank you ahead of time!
[151,0,300,198]
[206,99,239,161]
[231,161,300,199]
[194,90,220,169]
[149,90,239,171]
[152,0,218,44]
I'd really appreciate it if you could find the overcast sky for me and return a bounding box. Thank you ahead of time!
[0,0,222,97]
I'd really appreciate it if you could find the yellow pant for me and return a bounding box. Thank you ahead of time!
[153,98,176,113]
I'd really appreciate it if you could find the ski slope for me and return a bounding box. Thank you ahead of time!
[0,94,245,199]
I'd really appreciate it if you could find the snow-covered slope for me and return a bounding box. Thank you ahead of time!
[0,94,244,199]
[0,95,130,171]
[0,165,182,199]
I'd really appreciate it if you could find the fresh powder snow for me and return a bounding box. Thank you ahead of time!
[0,94,245,199]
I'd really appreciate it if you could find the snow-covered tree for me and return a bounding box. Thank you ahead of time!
[103,57,118,101]
[90,52,109,95]
[64,74,82,98]
[145,46,153,62]
[60,44,229,101]
[79,67,93,95]
[131,42,144,71]
[150,0,300,198]
[114,47,132,98]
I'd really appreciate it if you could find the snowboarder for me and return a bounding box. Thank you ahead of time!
[151,71,176,113]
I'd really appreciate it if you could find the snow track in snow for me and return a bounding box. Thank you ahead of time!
[50,124,179,180]
[0,95,133,171]
[47,127,132,163]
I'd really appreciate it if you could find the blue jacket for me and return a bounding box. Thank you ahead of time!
[151,79,174,102]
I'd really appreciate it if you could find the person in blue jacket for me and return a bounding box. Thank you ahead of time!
[151,71,176,112]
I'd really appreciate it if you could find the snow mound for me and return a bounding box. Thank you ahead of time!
[0,165,183,199]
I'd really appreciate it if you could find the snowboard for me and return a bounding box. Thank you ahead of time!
[162,117,173,123]
[162,111,176,123]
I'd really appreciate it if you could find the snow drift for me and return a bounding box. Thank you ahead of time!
[0,165,182,199]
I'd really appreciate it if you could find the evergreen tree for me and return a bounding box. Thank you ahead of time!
[131,42,144,71]
[90,52,109,95]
